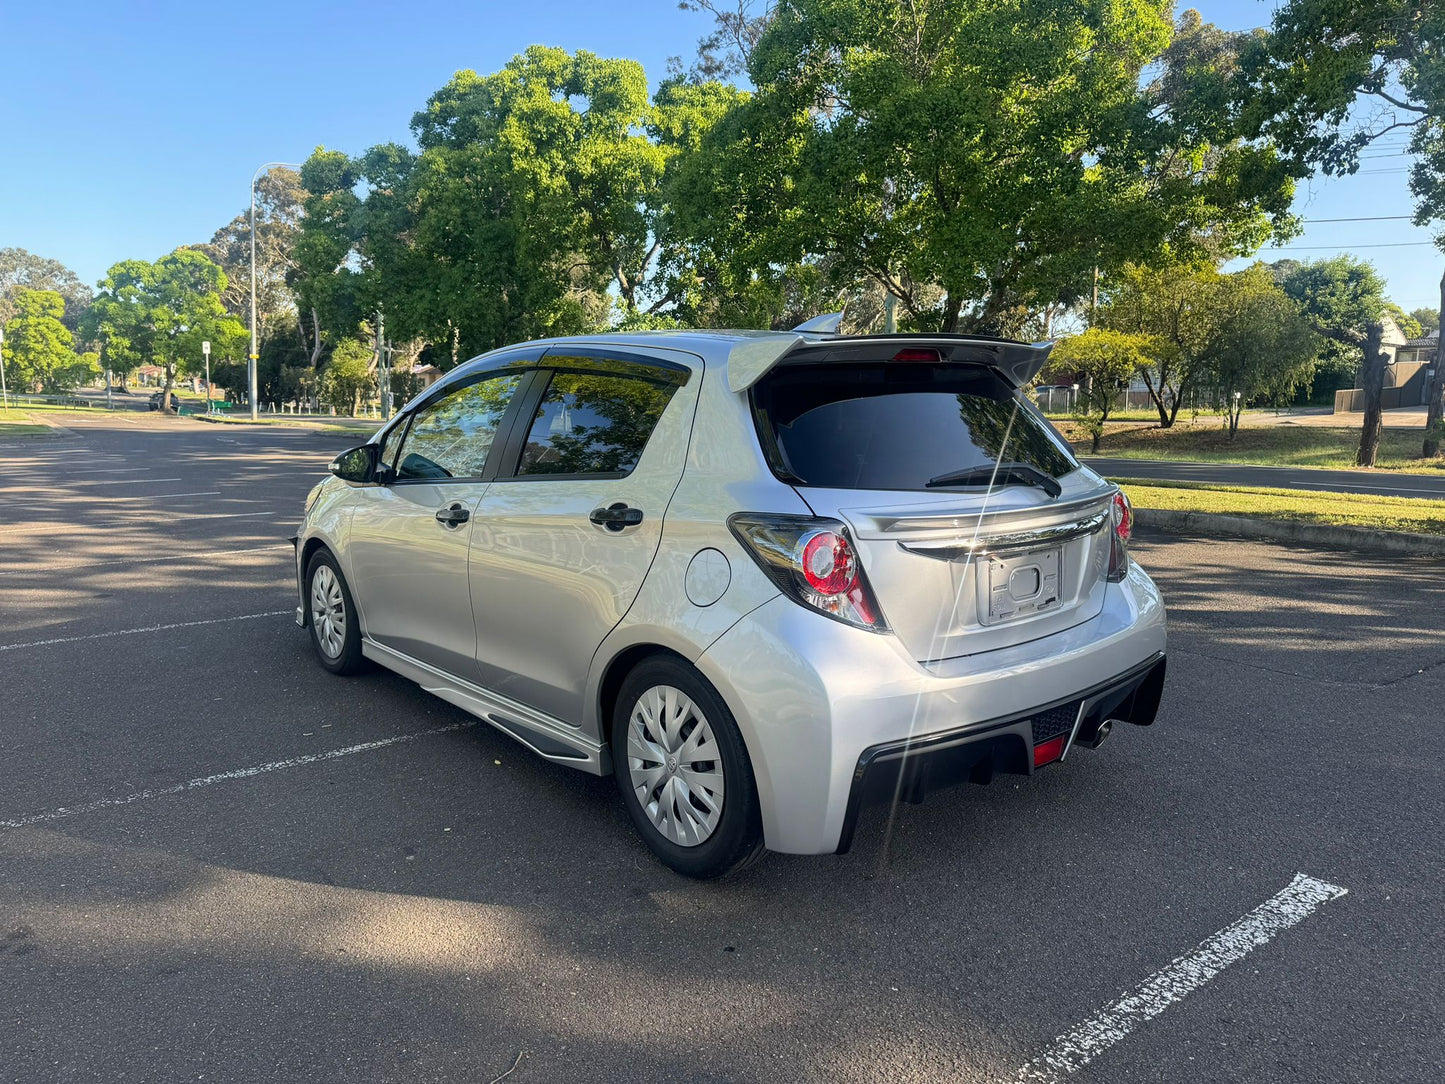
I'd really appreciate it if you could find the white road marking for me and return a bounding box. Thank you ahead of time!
[0,542,291,577]
[0,610,292,653]
[0,477,182,489]
[0,509,286,533]
[0,722,479,830]
[1012,873,1348,1083]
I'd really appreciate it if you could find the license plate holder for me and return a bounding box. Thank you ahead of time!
[986,547,1061,623]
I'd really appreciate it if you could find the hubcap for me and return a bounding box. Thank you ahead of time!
[627,684,725,847]
[310,565,346,659]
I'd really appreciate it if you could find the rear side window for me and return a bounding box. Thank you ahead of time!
[752,363,1077,491]
[395,372,524,481]
[516,370,680,477]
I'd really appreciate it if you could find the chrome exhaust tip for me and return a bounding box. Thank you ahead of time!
[1077,718,1114,750]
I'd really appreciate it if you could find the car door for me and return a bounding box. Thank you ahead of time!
[467,347,700,723]
[345,364,533,677]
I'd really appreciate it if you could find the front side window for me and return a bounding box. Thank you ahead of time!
[395,372,524,481]
[516,369,679,477]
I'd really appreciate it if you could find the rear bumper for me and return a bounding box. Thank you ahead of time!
[836,652,1166,853]
[695,562,1167,854]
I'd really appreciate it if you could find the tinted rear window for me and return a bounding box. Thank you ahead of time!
[752,363,1076,491]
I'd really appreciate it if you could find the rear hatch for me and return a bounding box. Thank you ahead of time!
[750,349,1116,663]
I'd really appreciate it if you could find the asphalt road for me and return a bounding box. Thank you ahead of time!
[2,414,1442,1084]
[1084,456,1445,499]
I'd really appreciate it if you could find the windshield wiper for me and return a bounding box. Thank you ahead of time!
[925,462,1062,498]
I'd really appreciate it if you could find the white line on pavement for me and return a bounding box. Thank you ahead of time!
[1012,873,1348,1083]
[0,610,292,653]
[0,477,183,490]
[0,542,291,577]
[0,722,479,831]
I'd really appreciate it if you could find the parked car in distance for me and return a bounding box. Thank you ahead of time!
[294,325,1167,878]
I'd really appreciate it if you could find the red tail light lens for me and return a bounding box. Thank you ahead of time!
[892,347,941,363]
[1107,489,1132,582]
[800,531,856,594]
[728,514,889,632]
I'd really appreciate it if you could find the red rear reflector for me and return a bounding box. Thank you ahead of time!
[1033,735,1067,768]
[892,348,941,362]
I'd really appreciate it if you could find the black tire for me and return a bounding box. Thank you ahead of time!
[611,656,765,879]
[304,549,366,675]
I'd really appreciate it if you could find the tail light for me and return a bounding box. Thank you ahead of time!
[1106,489,1132,582]
[728,514,889,632]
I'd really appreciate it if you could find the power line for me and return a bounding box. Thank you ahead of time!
[1264,241,1437,250]
[1301,215,1413,222]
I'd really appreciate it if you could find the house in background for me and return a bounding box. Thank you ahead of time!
[1333,314,1437,412]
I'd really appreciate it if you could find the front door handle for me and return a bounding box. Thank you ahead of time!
[589,503,644,532]
[435,503,470,527]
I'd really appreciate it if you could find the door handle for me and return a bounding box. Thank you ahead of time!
[435,503,470,527]
[589,503,644,532]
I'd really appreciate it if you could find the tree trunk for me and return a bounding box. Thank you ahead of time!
[1140,369,1171,427]
[308,309,324,369]
[941,294,963,333]
[1357,321,1387,467]
[1423,268,1445,458]
[160,363,176,415]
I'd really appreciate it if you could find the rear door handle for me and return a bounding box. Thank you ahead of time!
[589,503,644,532]
[435,503,471,527]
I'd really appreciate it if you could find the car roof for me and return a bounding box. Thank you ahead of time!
[452,328,1053,394]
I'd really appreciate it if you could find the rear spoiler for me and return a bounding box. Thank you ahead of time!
[726,334,1055,393]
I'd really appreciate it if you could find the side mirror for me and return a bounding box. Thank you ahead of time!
[329,444,379,484]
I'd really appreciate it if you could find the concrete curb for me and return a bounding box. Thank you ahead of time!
[1134,507,1445,558]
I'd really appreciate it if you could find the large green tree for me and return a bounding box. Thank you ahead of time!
[1243,1,1445,454]
[1281,256,1393,465]
[84,251,246,415]
[1198,265,1319,436]
[1049,328,1158,451]
[0,249,91,330]
[668,2,1297,335]
[1,289,82,392]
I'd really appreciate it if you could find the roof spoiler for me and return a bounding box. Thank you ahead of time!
[727,334,1055,393]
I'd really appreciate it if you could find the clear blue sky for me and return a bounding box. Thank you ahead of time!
[1,1,1438,313]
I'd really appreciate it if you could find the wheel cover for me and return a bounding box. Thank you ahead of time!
[310,565,346,659]
[627,684,726,847]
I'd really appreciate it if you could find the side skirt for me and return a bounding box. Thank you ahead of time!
[363,639,610,776]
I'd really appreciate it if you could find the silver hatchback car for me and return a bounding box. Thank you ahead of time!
[294,327,1166,877]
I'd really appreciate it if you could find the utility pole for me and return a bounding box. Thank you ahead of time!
[202,341,212,414]
[375,310,391,419]
[1091,266,1100,322]
[0,326,8,411]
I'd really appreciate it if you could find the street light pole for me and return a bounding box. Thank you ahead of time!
[249,161,302,422]
[0,327,8,411]
[202,341,211,413]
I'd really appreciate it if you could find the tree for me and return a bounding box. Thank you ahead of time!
[1049,329,1156,451]
[84,251,246,415]
[319,339,376,416]
[1411,307,1440,335]
[668,3,1297,336]
[1281,257,1392,465]
[0,249,91,330]
[188,167,306,343]
[1,289,79,391]
[1198,265,1319,436]
[1099,262,1216,428]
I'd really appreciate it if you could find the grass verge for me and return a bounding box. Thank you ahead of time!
[0,409,49,436]
[1114,477,1445,536]
[1056,419,1445,474]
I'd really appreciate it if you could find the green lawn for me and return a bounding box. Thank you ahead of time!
[1114,477,1445,536]
[0,409,48,436]
[1057,418,1445,474]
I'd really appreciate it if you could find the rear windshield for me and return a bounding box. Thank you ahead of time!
[752,363,1077,491]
